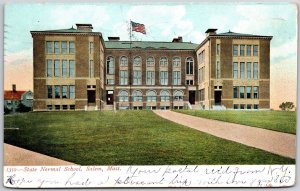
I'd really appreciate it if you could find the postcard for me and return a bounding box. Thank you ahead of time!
[3,2,297,188]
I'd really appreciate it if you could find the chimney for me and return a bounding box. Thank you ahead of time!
[76,24,93,31]
[108,37,120,41]
[12,84,16,92]
[205,28,217,37]
[172,36,183,42]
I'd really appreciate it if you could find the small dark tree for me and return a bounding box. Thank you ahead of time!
[16,103,32,112]
[279,102,295,111]
[4,106,11,115]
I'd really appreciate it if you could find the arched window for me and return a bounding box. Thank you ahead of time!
[132,90,143,102]
[119,90,128,102]
[186,57,194,75]
[160,57,168,67]
[173,57,181,67]
[174,90,184,101]
[120,56,128,66]
[160,90,170,102]
[106,56,114,74]
[146,90,156,102]
[146,57,154,66]
[133,56,141,66]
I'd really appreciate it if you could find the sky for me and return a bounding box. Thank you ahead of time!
[4,3,297,109]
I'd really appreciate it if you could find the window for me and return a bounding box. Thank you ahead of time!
[253,62,258,79]
[160,57,168,67]
[146,57,154,66]
[54,85,60,99]
[233,62,238,79]
[253,86,258,99]
[62,60,67,77]
[233,87,238,98]
[160,71,168,85]
[46,41,52,54]
[233,104,239,109]
[233,44,238,56]
[247,45,251,56]
[253,45,258,56]
[254,104,259,109]
[62,85,68,98]
[200,89,205,101]
[106,56,115,74]
[69,86,75,99]
[47,60,52,77]
[246,86,252,99]
[160,90,170,102]
[47,85,52,98]
[89,42,94,54]
[61,41,67,54]
[199,67,205,83]
[146,90,156,102]
[119,90,128,102]
[133,71,142,85]
[47,105,53,110]
[54,60,60,77]
[247,62,251,79]
[69,41,75,53]
[240,104,245,109]
[62,105,68,110]
[173,71,181,85]
[133,56,141,66]
[239,86,245,98]
[54,41,59,54]
[247,104,252,109]
[216,61,220,79]
[89,60,94,78]
[173,57,181,67]
[240,45,245,56]
[120,56,128,66]
[120,70,128,85]
[216,44,220,56]
[146,71,155,85]
[55,105,60,110]
[174,90,183,101]
[186,80,193,85]
[133,90,142,102]
[70,105,75,110]
[106,79,114,85]
[240,62,245,79]
[69,60,75,77]
[186,57,193,75]
[199,50,205,63]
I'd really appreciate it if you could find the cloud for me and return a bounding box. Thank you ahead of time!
[271,35,297,60]
[4,50,33,91]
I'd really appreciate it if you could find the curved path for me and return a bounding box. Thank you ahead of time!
[154,110,296,159]
[4,144,75,166]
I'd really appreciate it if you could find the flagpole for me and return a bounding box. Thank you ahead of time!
[129,19,132,110]
[129,19,132,49]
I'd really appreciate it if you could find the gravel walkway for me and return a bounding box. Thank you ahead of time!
[4,144,75,166]
[154,110,296,159]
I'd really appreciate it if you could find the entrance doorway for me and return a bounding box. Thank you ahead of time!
[87,90,96,104]
[189,91,196,104]
[106,90,114,105]
[214,91,222,105]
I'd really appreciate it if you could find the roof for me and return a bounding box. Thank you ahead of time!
[104,41,198,50]
[211,31,273,38]
[30,27,101,34]
[4,91,26,100]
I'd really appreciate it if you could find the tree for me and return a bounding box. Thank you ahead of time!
[279,102,295,111]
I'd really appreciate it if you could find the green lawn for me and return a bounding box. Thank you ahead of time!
[175,110,296,134]
[4,111,294,165]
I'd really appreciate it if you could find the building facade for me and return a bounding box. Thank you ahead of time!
[31,24,272,111]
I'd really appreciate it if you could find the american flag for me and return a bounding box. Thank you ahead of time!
[131,21,146,34]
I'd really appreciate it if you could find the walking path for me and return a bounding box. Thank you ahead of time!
[154,110,296,159]
[4,144,75,166]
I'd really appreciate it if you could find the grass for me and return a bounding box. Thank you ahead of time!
[4,111,295,165]
[175,110,296,134]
